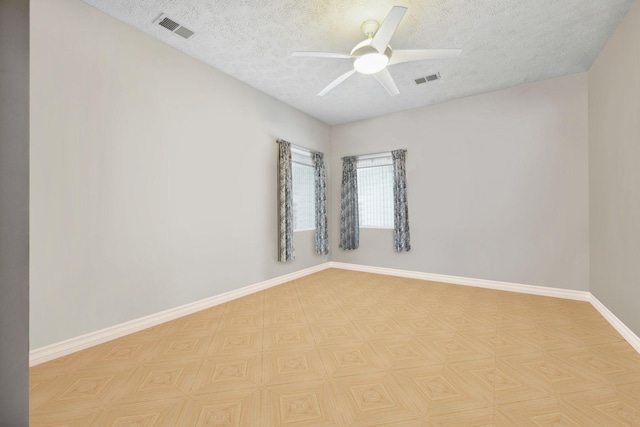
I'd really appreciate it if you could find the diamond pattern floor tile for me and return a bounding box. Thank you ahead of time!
[30,269,640,426]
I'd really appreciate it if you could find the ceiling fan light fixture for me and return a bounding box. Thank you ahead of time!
[354,53,389,74]
[292,6,460,96]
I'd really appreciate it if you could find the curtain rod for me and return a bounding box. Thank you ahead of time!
[276,139,319,155]
[342,149,406,160]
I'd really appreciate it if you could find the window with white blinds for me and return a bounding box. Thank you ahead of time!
[357,154,394,228]
[291,148,316,231]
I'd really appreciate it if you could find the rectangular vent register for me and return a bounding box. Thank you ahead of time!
[414,73,441,85]
[153,13,195,39]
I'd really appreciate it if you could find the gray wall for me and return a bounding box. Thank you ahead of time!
[0,0,29,423]
[330,74,590,291]
[589,1,640,337]
[30,0,330,348]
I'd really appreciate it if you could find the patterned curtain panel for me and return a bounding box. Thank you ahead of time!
[312,152,329,255]
[277,140,294,262]
[339,156,359,250]
[392,149,411,252]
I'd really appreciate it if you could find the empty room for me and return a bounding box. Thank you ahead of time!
[2,0,640,425]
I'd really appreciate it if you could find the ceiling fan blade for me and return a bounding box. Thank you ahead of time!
[371,6,407,54]
[292,51,352,59]
[318,69,357,96]
[373,68,399,96]
[389,49,462,66]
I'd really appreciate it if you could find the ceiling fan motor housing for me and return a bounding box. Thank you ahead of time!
[350,40,392,58]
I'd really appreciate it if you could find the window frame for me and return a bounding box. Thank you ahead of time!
[356,153,394,230]
[291,147,316,232]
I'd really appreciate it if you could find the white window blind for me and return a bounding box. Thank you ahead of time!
[357,155,394,228]
[291,148,315,231]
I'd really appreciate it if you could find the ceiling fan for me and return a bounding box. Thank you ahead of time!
[292,6,461,97]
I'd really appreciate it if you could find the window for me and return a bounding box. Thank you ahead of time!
[357,155,394,228]
[291,148,315,231]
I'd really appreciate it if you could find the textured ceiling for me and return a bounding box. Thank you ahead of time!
[81,0,634,125]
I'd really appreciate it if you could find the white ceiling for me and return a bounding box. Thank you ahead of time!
[81,0,634,125]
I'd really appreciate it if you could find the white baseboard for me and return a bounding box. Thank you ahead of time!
[29,263,330,366]
[31,261,640,365]
[328,262,591,301]
[329,262,640,353]
[589,295,640,354]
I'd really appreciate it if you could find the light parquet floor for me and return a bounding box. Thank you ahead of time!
[30,269,640,426]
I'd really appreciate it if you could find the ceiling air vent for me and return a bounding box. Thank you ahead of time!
[174,26,194,39]
[159,17,179,31]
[153,13,194,39]
[415,73,441,85]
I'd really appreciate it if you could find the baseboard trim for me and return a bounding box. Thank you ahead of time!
[589,295,640,354]
[329,262,640,354]
[31,261,640,365]
[328,262,591,301]
[29,263,330,366]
